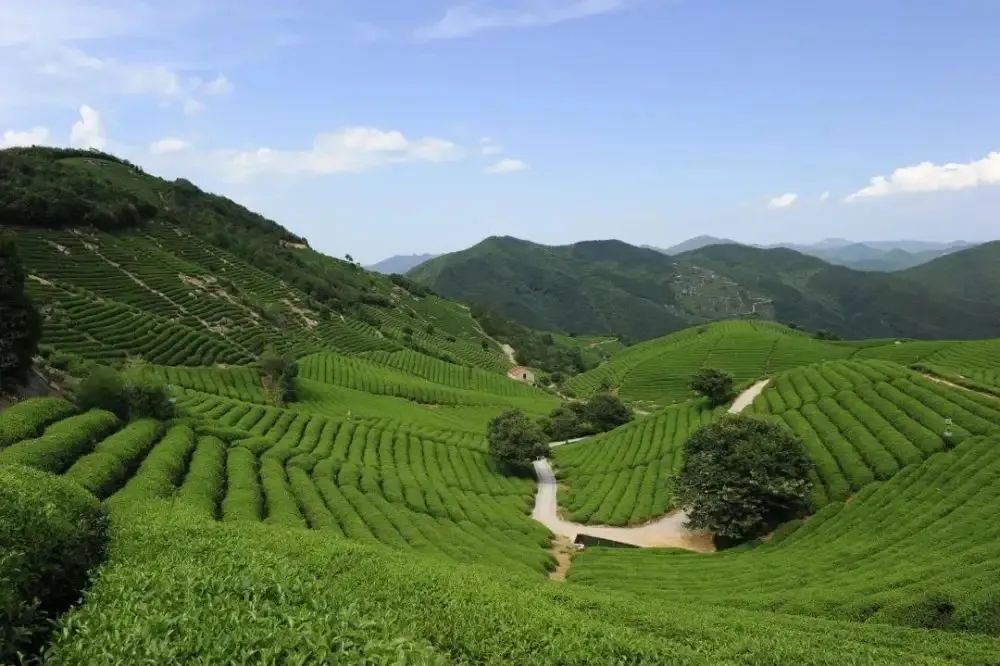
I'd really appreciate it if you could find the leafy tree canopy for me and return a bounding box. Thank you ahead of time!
[673,414,813,542]
[690,367,735,406]
[487,409,548,474]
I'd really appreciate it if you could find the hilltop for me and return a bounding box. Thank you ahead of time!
[365,253,439,275]
[410,236,1000,342]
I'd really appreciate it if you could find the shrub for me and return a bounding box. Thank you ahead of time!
[63,419,164,498]
[0,397,77,449]
[487,410,548,473]
[0,464,108,661]
[673,414,813,542]
[122,370,175,420]
[0,410,121,473]
[690,368,735,406]
[76,366,128,419]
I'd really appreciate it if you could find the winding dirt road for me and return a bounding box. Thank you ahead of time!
[530,378,771,552]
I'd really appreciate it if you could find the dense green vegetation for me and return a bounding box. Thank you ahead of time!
[4,147,1000,662]
[554,401,719,524]
[0,233,41,392]
[567,319,1000,408]
[673,415,813,541]
[571,432,1000,636]
[411,235,1000,341]
[556,357,1000,527]
[0,464,107,661]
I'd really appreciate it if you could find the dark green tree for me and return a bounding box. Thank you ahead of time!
[487,409,548,473]
[258,347,298,406]
[583,393,632,432]
[122,363,175,420]
[0,233,42,392]
[690,368,735,406]
[76,366,128,419]
[673,415,813,542]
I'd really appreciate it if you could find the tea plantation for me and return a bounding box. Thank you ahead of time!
[3,149,1000,663]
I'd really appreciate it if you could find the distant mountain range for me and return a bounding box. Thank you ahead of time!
[646,236,974,272]
[409,236,1000,342]
[365,253,439,274]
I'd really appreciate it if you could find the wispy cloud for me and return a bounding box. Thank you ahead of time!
[819,191,830,202]
[846,151,1000,201]
[768,192,798,209]
[150,137,192,154]
[216,127,464,181]
[486,158,529,174]
[416,0,632,40]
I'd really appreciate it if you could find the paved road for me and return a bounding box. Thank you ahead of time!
[529,379,770,550]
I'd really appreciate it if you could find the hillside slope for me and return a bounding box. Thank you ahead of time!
[411,235,1000,342]
[677,243,1000,339]
[1,147,512,374]
[899,241,1000,304]
[409,236,763,341]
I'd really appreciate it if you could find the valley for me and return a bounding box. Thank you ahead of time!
[2,147,1000,664]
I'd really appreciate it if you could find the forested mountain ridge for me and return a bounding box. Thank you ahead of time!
[410,236,1000,342]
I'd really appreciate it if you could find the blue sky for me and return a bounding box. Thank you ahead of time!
[3,0,1000,263]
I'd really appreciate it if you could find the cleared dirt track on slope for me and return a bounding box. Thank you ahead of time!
[530,379,771,552]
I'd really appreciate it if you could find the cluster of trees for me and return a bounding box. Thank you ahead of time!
[389,273,433,297]
[487,393,632,473]
[0,233,41,393]
[472,306,592,376]
[673,414,813,543]
[76,363,175,421]
[258,348,298,406]
[486,410,549,474]
[539,393,632,441]
[689,368,735,406]
[0,148,156,230]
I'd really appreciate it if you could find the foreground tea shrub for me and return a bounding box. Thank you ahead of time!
[0,464,108,661]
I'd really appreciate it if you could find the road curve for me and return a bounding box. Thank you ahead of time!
[529,379,770,551]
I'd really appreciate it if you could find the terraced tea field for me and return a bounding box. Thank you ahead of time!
[5,149,1000,663]
[568,319,1000,408]
[554,401,719,525]
[555,358,1000,525]
[17,225,509,372]
[1,397,553,575]
[570,432,1000,635]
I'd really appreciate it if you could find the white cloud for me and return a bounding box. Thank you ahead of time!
[69,104,106,149]
[417,0,631,39]
[198,74,234,96]
[767,192,798,209]
[846,151,1000,201]
[819,191,830,201]
[1,126,51,148]
[217,127,464,181]
[486,158,529,174]
[480,137,504,155]
[150,137,192,155]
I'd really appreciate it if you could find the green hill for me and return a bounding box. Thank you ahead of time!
[409,236,758,341]
[5,147,1000,663]
[410,236,1000,342]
